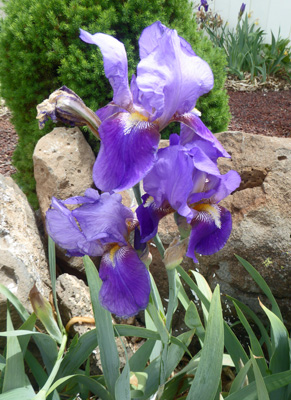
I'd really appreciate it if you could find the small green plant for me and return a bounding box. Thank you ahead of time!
[0,0,230,208]
[199,6,291,83]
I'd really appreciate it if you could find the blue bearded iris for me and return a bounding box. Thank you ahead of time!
[78,21,231,192]
[136,134,241,263]
[37,21,230,193]
[46,189,150,317]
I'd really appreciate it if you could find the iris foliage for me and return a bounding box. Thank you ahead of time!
[1,250,291,399]
[198,7,291,82]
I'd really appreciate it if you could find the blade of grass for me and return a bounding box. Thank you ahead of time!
[260,300,290,398]
[226,370,291,400]
[227,295,272,356]
[46,375,111,400]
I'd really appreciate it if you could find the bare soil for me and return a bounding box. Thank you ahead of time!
[0,88,290,176]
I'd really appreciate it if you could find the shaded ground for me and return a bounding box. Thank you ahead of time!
[0,88,290,176]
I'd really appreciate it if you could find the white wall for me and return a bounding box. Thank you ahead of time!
[207,0,291,42]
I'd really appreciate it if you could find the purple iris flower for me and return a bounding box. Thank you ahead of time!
[136,134,241,263]
[46,189,150,317]
[79,21,227,192]
[239,3,246,18]
[198,0,209,12]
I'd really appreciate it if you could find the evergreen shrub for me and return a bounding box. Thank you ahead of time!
[0,0,230,208]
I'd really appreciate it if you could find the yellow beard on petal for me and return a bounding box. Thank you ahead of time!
[144,196,155,208]
[109,244,121,266]
[124,111,152,135]
[130,112,149,122]
[193,203,221,229]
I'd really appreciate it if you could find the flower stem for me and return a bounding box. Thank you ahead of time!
[153,234,177,331]
[133,182,142,205]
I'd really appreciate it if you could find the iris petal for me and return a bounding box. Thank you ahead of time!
[72,192,133,245]
[143,144,195,220]
[79,29,132,110]
[46,197,104,257]
[186,207,232,262]
[136,21,213,128]
[99,245,151,317]
[177,113,230,160]
[136,195,170,242]
[93,112,160,192]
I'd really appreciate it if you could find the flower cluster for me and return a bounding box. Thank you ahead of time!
[37,21,241,317]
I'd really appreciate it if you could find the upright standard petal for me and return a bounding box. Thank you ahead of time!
[143,143,195,220]
[143,136,222,221]
[80,29,132,110]
[136,22,213,128]
[93,112,160,192]
[99,245,151,317]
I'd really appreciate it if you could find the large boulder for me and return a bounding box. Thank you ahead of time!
[0,175,50,331]
[197,131,291,319]
[33,127,96,272]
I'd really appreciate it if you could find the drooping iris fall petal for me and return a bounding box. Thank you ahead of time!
[186,207,232,262]
[93,112,160,192]
[99,245,151,317]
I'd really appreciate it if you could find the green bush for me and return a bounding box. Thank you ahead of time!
[0,0,230,208]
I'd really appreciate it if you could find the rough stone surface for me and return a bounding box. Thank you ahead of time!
[33,127,96,272]
[0,175,50,330]
[33,127,96,222]
[197,132,291,322]
[56,274,134,371]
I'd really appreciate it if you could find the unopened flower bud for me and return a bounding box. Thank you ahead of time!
[36,86,101,138]
[163,237,189,270]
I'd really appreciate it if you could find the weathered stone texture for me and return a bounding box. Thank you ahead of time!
[0,175,50,329]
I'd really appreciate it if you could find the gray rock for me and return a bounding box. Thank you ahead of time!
[33,127,96,272]
[0,175,50,331]
[197,132,291,321]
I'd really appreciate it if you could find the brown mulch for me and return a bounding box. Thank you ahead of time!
[0,83,290,176]
[228,89,291,138]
